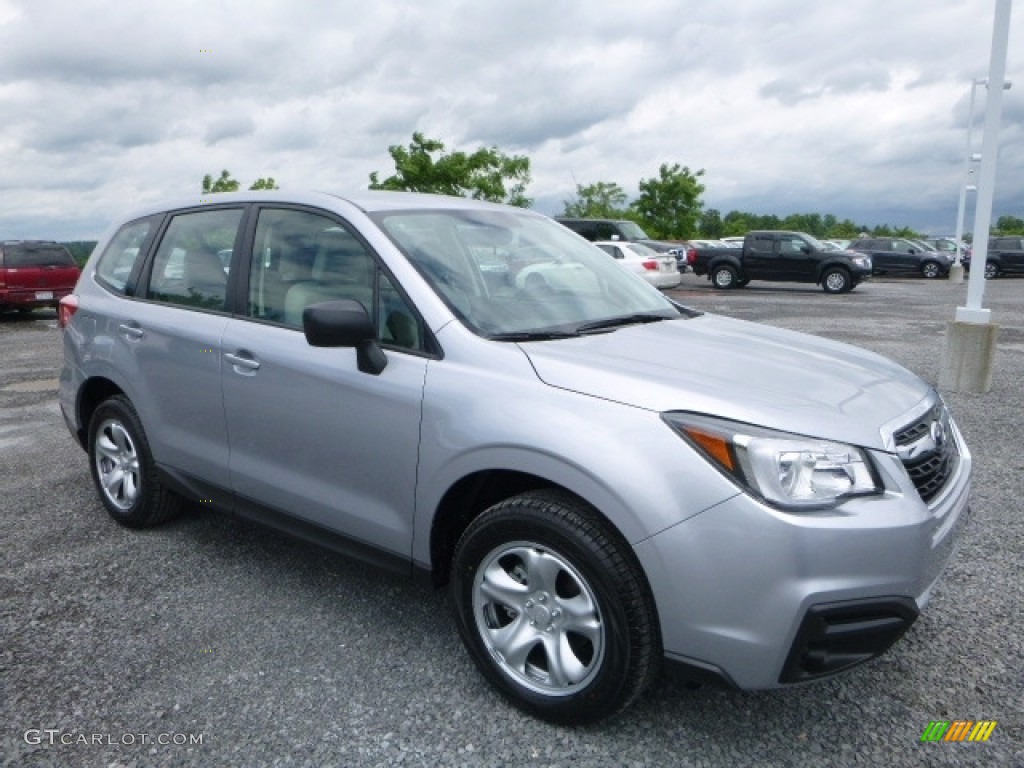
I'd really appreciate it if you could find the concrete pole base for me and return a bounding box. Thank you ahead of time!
[949,263,965,284]
[939,320,999,393]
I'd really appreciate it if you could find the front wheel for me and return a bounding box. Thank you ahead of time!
[450,490,661,725]
[711,265,738,289]
[822,267,851,293]
[921,261,942,279]
[88,395,182,528]
[984,261,999,279]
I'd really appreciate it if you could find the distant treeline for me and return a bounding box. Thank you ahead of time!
[62,242,97,267]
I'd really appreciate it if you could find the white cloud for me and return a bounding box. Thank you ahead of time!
[0,0,1021,239]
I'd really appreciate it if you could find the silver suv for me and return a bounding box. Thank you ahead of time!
[59,191,971,724]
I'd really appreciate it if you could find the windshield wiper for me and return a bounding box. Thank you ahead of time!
[487,330,580,342]
[573,313,672,334]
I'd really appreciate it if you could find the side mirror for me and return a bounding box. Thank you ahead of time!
[801,245,811,254]
[303,300,387,375]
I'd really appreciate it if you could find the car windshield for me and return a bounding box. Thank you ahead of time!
[622,242,660,258]
[373,208,681,338]
[617,220,650,240]
[801,234,827,250]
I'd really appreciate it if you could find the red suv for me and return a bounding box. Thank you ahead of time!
[0,241,81,315]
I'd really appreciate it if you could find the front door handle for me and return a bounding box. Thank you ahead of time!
[224,351,261,372]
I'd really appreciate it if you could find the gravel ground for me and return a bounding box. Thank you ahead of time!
[1,274,1021,767]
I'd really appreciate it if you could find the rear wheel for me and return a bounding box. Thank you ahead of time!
[711,265,738,289]
[921,261,942,279]
[450,490,661,725]
[984,261,999,279]
[88,395,182,528]
[822,267,851,293]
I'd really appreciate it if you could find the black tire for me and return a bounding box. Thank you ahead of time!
[822,267,851,294]
[984,261,999,280]
[711,265,738,289]
[87,395,182,528]
[921,261,942,279]
[450,490,661,725]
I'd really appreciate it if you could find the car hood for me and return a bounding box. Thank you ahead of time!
[520,314,930,450]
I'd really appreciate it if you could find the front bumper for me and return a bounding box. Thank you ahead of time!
[634,425,971,689]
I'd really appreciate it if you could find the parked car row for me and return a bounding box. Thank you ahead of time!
[846,237,953,279]
[962,236,1024,279]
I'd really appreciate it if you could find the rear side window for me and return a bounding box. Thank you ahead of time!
[1,243,75,268]
[146,208,244,311]
[95,217,158,295]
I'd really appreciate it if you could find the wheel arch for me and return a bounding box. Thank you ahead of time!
[73,376,127,449]
[430,469,596,587]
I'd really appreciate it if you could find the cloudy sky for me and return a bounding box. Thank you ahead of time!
[2,0,1022,241]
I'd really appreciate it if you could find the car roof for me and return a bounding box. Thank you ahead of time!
[107,190,524,224]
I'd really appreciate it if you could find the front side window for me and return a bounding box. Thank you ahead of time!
[147,208,243,311]
[95,217,158,295]
[247,208,424,351]
[373,208,680,338]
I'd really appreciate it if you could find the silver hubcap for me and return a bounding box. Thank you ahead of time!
[826,272,845,291]
[923,264,939,278]
[94,419,140,510]
[472,542,604,696]
[985,263,997,279]
[714,270,733,287]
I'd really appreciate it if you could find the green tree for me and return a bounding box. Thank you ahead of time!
[249,177,279,190]
[201,171,279,193]
[630,163,705,238]
[698,208,723,238]
[369,132,532,207]
[562,181,629,218]
[995,214,1024,234]
[201,170,240,193]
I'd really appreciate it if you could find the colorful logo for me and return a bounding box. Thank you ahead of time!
[920,720,997,742]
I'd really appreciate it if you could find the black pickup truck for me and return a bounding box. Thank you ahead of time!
[963,236,1024,279]
[686,231,873,293]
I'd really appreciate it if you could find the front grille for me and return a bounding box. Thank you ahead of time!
[894,403,959,504]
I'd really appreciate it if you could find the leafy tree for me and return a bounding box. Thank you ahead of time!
[369,132,532,207]
[249,177,279,190]
[995,214,1024,234]
[697,208,723,238]
[630,163,705,239]
[202,170,240,194]
[562,182,629,218]
[201,171,279,193]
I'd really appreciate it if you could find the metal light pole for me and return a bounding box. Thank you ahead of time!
[951,78,1012,284]
[940,0,1013,393]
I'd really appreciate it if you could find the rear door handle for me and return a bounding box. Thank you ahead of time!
[224,351,261,372]
[118,323,144,340]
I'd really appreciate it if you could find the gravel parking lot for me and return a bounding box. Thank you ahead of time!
[2,273,1022,767]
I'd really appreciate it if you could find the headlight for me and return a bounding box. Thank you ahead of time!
[853,256,872,268]
[662,413,882,510]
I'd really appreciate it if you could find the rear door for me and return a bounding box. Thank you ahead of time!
[741,234,777,278]
[127,206,246,491]
[220,205,429,559]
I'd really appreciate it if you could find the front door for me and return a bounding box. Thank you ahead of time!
[221,206,429,558]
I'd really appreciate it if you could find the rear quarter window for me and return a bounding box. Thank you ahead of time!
[95,217,159,295]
